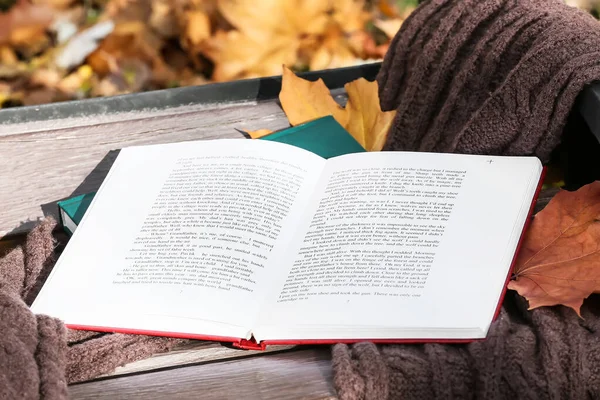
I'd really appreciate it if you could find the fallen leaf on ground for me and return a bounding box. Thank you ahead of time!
[205,0,370,81]
[278,65,395,150]
[508,181,600,315]
[150,0,178,38]
[0,0,53,45]
[185,10,211,46]
[359,30,389,59]
[332,0,372,33]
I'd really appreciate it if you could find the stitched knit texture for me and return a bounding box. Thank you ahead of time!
[377,0,600,162]
[332,292,600,400]
[0,219,68,400]
[0,217,183,400]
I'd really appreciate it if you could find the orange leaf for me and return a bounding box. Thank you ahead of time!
[279,65,348,127]
[245,129,273,139]
[278,65,395,151]
[377,0,399,17]
[508,181,600,315]
[185,10,211,46]
[344,78,395,151]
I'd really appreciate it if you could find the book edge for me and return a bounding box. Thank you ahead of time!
[488,165,547,324]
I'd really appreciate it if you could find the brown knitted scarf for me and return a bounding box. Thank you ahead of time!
[377,0,600,162]
[0,218,183,399]
[332,292,600,400]
[330,0,600,398]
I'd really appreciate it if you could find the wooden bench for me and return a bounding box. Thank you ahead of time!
[0,64,386,399]
[1,62,598,399]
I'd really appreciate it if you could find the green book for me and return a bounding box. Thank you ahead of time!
[257,115,365,159]
[57,192,97,235]
[57,116,364,235]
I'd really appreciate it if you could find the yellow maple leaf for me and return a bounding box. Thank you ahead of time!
[204,0,371,81]
[245,129,273,139]
[279,65,348,127]
[331,0,372,33]
[344,78,395,151]
[278,65,395,151]
[204,30,298,81]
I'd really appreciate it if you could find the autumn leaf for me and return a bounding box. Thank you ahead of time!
[508,181,600,315]
[0,0,53,50]
[204,0,370,81]
[279,65,348,127]
[344,77,395,150]
[278,65,395,150]
[245,128,273,139]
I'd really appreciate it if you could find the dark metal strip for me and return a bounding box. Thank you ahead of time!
[0,63,383,125]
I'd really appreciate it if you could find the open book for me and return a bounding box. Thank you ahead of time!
[31,139,544,350]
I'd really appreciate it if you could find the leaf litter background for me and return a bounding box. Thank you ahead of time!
[0,0,416,107]
[1,0,598,109]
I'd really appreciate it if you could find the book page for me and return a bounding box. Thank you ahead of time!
[31,139,325,340]
[254,151,542,341]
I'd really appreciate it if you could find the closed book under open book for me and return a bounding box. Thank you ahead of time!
[32,138,544,350]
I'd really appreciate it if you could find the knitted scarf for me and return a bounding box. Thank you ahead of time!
[377,0,600,163]
[330,0,600,398]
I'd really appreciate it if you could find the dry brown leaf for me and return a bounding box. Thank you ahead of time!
[185,10,211,46]
[56,64,94,95]
[279,65,347,127]
[245,129,273,139]
[331,0,370,33]
[0,46,18,65]
[21,87,59,105]
[305,24,359,71]
[203,0,320,81]
[360,31,389,59]
[205,30,298,81]
[30,68,62,88]
[344,78,395,150]
[102,0,152,23]
[205,0,370,81]
[32,0,76,9]
[278,65,395,150]
[0,0,54,56]
[0,0,53,42]
[150,0,178,37]
[377,0,399,17]
[218,0,329,42]
[508,181,600,315]
[86,21,175,84]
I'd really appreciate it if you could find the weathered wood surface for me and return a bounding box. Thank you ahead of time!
[104,341,296,378]
[70,348,337,400]
[0,100,282,237]
[0,90,348,238]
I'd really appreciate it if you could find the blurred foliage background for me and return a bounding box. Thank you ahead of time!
[0,0,597,108]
